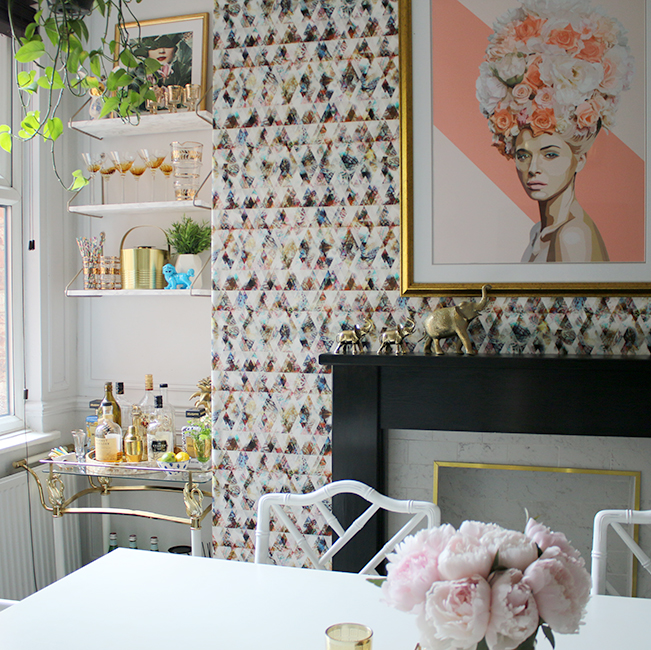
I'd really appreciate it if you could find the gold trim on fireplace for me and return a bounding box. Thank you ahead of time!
[433,461,641,596]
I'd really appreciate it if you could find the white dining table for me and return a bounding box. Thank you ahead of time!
[0,548,647,649]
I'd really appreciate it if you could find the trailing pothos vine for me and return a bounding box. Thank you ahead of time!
[1,0,161,190]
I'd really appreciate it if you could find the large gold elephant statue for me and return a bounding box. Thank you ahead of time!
[422,285,491,355]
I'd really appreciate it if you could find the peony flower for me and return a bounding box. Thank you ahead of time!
[482,528,539,572]
[486,569,539,650]
[524,518,582,562]
[382,525,456,613]
[600,45,634,95]
[418,576,491,650]
[438,527,496,581]
[493,53,528,86]
[539,55,603,106]
[477,63,508,116]
[523,546,591,634]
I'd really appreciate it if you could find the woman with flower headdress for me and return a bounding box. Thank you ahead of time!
[476,0,634,263]
[132,32,193,89]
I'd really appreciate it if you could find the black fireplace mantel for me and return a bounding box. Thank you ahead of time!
[319,352,651,571]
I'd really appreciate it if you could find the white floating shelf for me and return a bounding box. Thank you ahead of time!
[68,199,211,217]
[66,289,210,297]
[69,110,212,138]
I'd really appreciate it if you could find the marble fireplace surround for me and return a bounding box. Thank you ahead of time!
[319,352,651,572]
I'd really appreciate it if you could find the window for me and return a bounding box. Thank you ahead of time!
[0,33,24,434]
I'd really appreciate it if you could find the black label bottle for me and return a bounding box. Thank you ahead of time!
[147,394,174,461]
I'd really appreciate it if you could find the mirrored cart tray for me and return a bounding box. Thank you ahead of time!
[42,454,211,483]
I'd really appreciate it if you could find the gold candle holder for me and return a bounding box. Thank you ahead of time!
[184,84,202,111]
[166,85,184,113]
[325,624,373,650]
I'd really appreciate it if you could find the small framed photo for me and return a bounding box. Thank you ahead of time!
[117,13,209,109]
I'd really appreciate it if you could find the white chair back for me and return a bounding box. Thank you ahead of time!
[0,598,19,611]
[591,508,651,595]
[255,479,440,574]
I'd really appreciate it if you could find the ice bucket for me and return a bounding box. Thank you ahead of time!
[120,225,170,290]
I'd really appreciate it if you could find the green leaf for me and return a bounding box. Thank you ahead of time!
[365,577,386,588]
[98,96,119,119]
[119,49,138,69]
[15,40,45,63]
[541,623,555,649]
[37,67,65,90]
[24,23,37,41]
[70,169,89,191]
[144,57,162,74]
[95,0,106,17]
[43,17,60,48]
[90,53,101,78]
[0,131,11,154]
[106,69,132,91]
[17,70,38,93]
[43,118,63,141]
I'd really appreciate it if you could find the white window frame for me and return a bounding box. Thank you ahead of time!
[0,34,26,436]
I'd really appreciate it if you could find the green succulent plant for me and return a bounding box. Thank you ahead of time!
[165,216,211,255]
[1,0,161,190]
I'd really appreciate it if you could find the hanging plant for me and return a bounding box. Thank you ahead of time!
[1,0,161,190]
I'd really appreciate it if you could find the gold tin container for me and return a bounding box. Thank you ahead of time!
[120,225,169,290]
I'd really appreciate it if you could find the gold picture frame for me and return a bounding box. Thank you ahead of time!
[116,13,209,110]
[433,461,641,596]
[399,0,650,297]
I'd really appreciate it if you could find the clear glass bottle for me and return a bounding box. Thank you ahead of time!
[138,374,156,432]
[159,383,176,446]
[95,403,123,463]
[102,382,121,428]
[147,394,174,461]
[108,532,118,553]
[115,381,132,430]
[149,536,159,552]
[128,533,137,550]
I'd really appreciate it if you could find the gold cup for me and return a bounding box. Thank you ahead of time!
[325,624,372,650]
[184,84,202,111]
[166,85,184,113]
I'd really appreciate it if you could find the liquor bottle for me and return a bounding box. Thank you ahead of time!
[128,533,137,549]
[102,382,121,428]
[131,405,148,461]
[149,536,159,552]
[159,383,176,446]
[95,403,123,463]
[138,374,156,431]
[123,425,143,463]
[108,532,118,553]
[147,395,174,461]
[115,381,132,430]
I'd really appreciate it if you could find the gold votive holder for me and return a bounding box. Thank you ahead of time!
[100,255,121,290]
[166,85,184,113]
[184,84,202,110]
[325,623,373,650]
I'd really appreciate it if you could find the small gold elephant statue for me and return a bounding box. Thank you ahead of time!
[377,318,415,355]
[422,284,491,355]
[334,316,375,355]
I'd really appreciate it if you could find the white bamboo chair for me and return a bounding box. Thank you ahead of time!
[254,479,440,575]
[0,598,19,611]
[591,508,651,595]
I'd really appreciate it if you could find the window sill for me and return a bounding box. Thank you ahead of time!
[0,429,61,455]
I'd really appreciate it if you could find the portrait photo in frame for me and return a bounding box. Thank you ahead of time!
[117,13,209,109]
[400,0,650,296]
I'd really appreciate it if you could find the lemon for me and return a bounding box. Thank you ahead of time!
[175,452,190,462]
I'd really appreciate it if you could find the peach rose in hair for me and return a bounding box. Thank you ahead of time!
[547,23,582,53]
[529,106,556,136]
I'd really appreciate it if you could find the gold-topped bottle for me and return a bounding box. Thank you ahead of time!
[102,382,121,428]
[123,425,143,463]
[131,405,148,461]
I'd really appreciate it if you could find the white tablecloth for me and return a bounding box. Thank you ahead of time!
[0,548,648,649]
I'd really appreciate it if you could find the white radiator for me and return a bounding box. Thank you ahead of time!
[0,470,81,600]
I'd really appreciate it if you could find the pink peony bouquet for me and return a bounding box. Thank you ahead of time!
[382,519,591,650]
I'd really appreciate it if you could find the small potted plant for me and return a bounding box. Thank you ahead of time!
[164,215,211,289]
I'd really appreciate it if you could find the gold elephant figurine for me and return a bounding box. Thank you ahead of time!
[377,318,415,355]
[422,285,491,355]
[334,317,375,355]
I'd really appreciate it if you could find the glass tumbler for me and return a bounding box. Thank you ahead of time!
[325,624,372,650]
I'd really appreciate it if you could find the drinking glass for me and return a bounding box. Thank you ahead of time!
[99,156,117,203]
[166,85,184,112]
[159,160,174,201]
[325,624,372,650]
[184,84,202,111]
[138,148,167,201]
[72,429,87,465]
[81,152,104,204]
[109,151,134,203]
[129,161,147,203]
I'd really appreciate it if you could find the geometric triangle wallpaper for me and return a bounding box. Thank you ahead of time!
[211,0,651,562]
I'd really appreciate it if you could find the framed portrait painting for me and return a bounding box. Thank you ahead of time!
[400,0,650,296]
[117,13,209,109]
